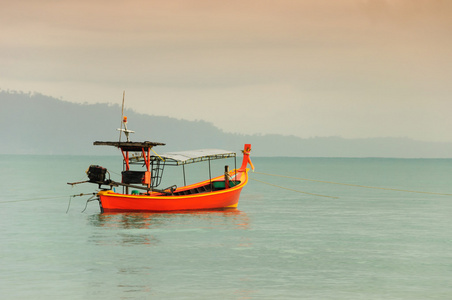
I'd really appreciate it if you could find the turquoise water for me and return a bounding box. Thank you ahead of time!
[1,155,452,299]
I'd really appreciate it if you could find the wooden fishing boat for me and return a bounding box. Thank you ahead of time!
[69,116,253,213]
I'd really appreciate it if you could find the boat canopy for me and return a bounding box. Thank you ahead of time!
[150,149,236,166]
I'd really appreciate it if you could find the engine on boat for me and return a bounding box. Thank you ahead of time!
[87,165,107,183]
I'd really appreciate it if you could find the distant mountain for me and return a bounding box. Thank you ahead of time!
[1,90,452,157]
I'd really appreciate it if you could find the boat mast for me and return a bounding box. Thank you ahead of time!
[117,116,134,142]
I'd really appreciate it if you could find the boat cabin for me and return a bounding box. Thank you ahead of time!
[92,141,241,196]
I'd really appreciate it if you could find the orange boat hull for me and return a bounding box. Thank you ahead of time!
[98,169,248,212]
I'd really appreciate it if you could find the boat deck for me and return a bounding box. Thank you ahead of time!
[172,180,241,195]
[172,184,212,196]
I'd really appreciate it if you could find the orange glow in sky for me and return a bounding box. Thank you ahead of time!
[1,0,451,142]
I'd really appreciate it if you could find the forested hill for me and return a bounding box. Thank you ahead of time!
[1,91,452,157]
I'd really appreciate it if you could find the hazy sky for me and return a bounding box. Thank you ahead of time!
[1,0,451,142]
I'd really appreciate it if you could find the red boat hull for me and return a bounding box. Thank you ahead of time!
[98,169,248,212]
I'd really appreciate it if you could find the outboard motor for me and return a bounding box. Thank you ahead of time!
[87,165,107,183]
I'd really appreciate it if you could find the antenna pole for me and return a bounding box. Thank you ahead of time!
[116,91,134,142]
[119,91,125,142]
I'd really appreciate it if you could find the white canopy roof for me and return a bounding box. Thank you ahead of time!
[150,149,236,165]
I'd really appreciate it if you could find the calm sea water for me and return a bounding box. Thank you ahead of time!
[1,155,452,299]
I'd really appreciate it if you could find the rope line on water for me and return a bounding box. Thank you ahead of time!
[0,195,69,204]
[253,171,452,197]
[1,193,97,205]
[250,178,338,199]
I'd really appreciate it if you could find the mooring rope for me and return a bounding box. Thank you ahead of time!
[253,171,452,197]
[66,193,97,213]
[81,195,97,213]
[0,195,69,204]
[0,193,96,205]
[250,178,338,199]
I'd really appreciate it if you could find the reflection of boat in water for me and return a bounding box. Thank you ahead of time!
[87,210,250,247]
[69,114,254,213]
[89,209,250,231]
